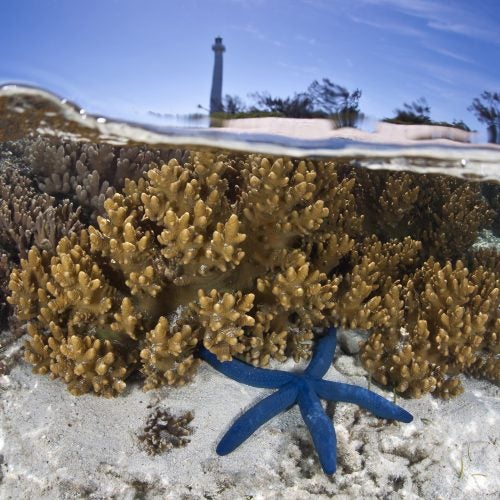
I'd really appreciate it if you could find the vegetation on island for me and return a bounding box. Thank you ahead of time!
[468,91,500,144]
[212,77,499,143]
[212,78,363,128]
[382,97,471,132]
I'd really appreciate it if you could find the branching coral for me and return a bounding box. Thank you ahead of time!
[28,137,190,221]
[349,169,494,261]
[6,146,499,399]
[140,317,200,390]
[332,236,422,331]
[360,258,499,398]
[8,152,365,395]
[0,166,82,257]
[0,163,82,329]
[0,252,11,330]
[481,183,500,235]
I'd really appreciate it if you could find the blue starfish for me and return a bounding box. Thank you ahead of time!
[199,326,413,474]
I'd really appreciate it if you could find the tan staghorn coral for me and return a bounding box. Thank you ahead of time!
[6,147,499,399]
[242,305,288,366]
[332,236,422,331]
[8,152,364,395]
[360,258,499,398]
[23,322,132,396]
[140,316,200,390]
[193,289,255,361]
[49,335,130,397]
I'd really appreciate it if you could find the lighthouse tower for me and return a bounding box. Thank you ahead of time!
[209,37,225,114]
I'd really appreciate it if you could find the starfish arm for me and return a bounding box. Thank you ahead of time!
[199,346,295,388]
[217,382,299,455]
[304,326,337,379]
[314,379,413,423]
[297,380,337,474]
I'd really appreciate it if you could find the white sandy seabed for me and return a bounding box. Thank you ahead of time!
[0,332,498,500]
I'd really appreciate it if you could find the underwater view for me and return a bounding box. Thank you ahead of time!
[0,1,499,499]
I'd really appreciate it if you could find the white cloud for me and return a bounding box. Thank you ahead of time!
[415,60,499,92]
[348,14,425,37]
[277,61,320,76]
[428,21,500,45]
[306,0,499,45]
[223,0,267,6]
[232,24,285,47]
[423,45,475,64]
[360,0,500,44]
[295,34,318,46]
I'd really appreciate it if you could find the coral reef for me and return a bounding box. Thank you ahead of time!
[138,407,194,455]
[0,166,82,257]
[5,146,499,398]
[481,183,500,235]
[0,163,82,330]
[9,152,366,395]
[347,168,494,261]
[0,137,187,329]
[0,252,11,330]
[360,258,499,398]
[28,137,189,221]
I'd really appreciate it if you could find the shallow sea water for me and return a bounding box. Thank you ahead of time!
[1,84,499,323]
[1,84,500,181]
[1,84,499,247]
[1,82,498,381]
[0,84,499,499]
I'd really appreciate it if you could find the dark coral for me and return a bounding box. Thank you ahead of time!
[0,252,12,331]
[0,161,82,330]
[0,165,82,258]
[138,407,194,455]
[347,168,494,261]
[28,137,190,221]
[481,182,500,235]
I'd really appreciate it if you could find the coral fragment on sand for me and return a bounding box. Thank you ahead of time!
[138,407,194,455]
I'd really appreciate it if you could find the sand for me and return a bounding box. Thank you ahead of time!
[223,118,476,144]
[0,333,498,499]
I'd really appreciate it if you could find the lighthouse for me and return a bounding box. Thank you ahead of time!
[210,37,225,114]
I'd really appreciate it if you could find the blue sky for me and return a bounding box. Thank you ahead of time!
[1,0,499,131]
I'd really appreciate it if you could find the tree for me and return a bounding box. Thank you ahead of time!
[249,91,317,118]
[209,77,364,125]
[307,78,363,127]
[383,98,471,133]
[223,94,246,115]
[468,91,500,144]
[388,97,432,125]
[450,119,471,132]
